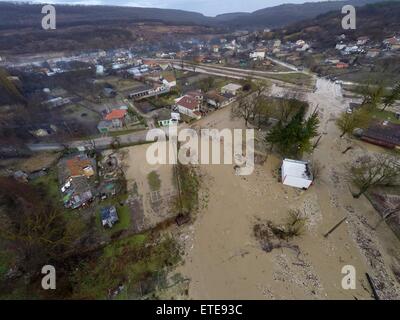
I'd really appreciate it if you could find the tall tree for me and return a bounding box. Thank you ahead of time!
[266,106,319,157]
[231,96,256,127]
[336,108,371,138]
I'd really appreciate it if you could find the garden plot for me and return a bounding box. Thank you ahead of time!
[119,144,177,230]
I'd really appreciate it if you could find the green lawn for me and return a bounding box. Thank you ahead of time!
[147,171,161,191]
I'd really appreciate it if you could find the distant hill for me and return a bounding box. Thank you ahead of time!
[0,0,389,30]
[214,12,251,22]
[218,0,388,28]
[0,2,213,30]
[274,1,400,48]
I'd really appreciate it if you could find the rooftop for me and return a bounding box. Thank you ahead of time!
[66,155,94,178]
[104,109,127,121]
[362,121,400,148]
[222,83,242,91]
[282,159,313,180]
[101,206,119,228]
[177,95,199,110]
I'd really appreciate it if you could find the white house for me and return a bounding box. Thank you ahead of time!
[96,65,104,76]
[176,95,202,119]
[281,159,313,189]
[156,109,179,127]
[273,40,281,48]
[335,43,346,50]
[221,83,242,96]
[249,50,266,60]
[296,43,310,52]
[162,74,176,88]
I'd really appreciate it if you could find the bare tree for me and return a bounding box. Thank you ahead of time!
[277,91,306,123]
[310,159,322,181]
[231,96,256,127]
[348,154,400,198]
[336,108,371,138]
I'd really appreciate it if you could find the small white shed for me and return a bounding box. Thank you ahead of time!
[221,83,242,96]
[281,159,313,189]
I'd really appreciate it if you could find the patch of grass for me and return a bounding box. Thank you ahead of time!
[147,171,161,191]
[266,73,314,87]
[108,128,146,137]
[173,163,200,215]
[369,109,400,124]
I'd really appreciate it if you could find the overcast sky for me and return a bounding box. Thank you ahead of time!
[3,0,329,16]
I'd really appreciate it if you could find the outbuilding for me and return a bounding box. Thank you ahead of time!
[281,159,313,189]
[101,206,119,228]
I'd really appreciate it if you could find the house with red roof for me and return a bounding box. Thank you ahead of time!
[98,108,129,132]
[175,95,202,120]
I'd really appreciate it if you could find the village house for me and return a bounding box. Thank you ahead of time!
[205,90,234,108]
[101,206,119,228]
[335,43,347,51]
[221,83,243,96]
[155,108,180,127]
[366,49,381,58]
[336,62,349,69]
[212,45,220,53]
[162,74,177,88]
[249,49,266,60]
[128,83,170,100]
[104,109,128,128]
[175,95,202,119]
[142,60,159,68]
[185,90,204,102]
[58,154,96,209]
[43,97,71,108]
